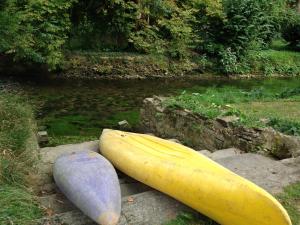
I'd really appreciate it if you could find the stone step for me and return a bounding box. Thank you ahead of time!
[39,181,152,214]
[37,174,152,196]
[38,191,197,225]
[38,142,300,195]
[36,141,300,225]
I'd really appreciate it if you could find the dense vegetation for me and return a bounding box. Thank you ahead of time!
[0,0,299,74]
[0,90,42,224]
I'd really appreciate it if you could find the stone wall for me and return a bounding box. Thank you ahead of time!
[140,96,300,159]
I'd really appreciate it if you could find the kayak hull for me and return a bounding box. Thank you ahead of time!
[99,129,291,225]
[53,151,121,225]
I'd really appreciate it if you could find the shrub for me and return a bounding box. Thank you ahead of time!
[196,0,284,67]
[129,0,195,60]
[219,48,250,74]
[282,9,300,49]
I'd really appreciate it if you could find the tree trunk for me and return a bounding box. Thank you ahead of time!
[297,0,300,13]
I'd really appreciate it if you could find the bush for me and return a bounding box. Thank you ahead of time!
[219,48,250,74]
[129,0,195,60]
[196,0,284,68]
[282,9,300,49]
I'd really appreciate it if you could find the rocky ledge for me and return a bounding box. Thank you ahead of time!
[36,141,300,225]
[140,96,300,159]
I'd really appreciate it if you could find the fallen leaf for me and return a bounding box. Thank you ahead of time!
[127,197,134,203]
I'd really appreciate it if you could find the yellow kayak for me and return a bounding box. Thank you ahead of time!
[99,129,291,225]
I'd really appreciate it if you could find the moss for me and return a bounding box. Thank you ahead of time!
[40,109,140,146]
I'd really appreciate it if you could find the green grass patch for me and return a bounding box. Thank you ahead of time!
[0,90,43,224]
[164,212,218,225]
[165,80,300,135]
[0,92,38,184]
[278,182,300,225]
[0,185,42,225]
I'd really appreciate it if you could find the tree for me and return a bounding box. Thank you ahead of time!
[0,0,76,70]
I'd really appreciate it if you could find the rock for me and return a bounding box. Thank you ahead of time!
[36,140,300,225]
[38,126,47,131]
[259,118,271,125]
[140,97,300,159]
[216,116,239,127]
[262,128,300,159]
[281,156,300,167]
[216,153,300,194]
[197,150,212,158]
[37,131,49,146]
[167,139,181,144]
[40,140,99,164]
[35,140,99,191]
[38,191,197,225]
[118,120,131,130]
[291,148,300,157]
[210,148,242,160]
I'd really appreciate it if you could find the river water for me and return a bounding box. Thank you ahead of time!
[4,76,299,146]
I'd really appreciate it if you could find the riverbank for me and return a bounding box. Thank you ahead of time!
[1,43,300,81]
[1,79,300,224]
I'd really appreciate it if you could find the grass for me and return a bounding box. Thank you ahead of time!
[250,40,300,76]
[278,182,300,225]
[164,79,300,136]
[164,212,218,225]
[0,90,43,224]
[0,185,42,225]
[236,101,300,135]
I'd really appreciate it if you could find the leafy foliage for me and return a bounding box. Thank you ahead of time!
[0,0,299,73]
[127,0,195,59]
[0,0,76,70]
[282,9,300,48]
